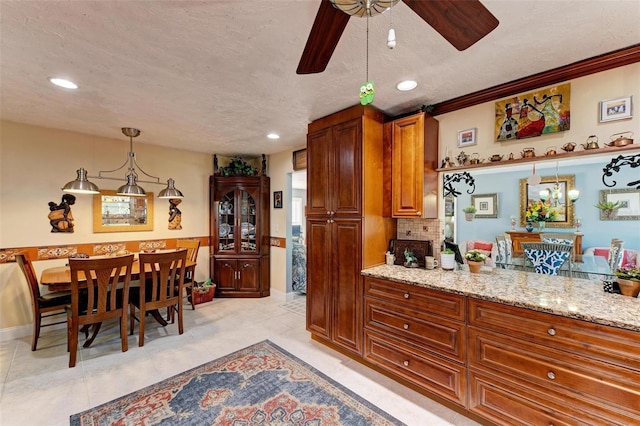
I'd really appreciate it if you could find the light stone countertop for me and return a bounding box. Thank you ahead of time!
[362,265,640,332]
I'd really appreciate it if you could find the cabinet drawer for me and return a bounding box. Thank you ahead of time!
[364,298,465,363]
[469,328,640,421]
[469,370,628,426]
[469,299,640,372]
[364,277,465,321]
[364,330,466,406]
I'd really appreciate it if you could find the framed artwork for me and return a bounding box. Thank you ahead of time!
[457,128,477,147]
[273,191,283,209]
[495,83,571,141]
[93,190,154,233]
[599,96,633,122]
[292,149,307,171]
[599,188,640,220]
[519,175,575,228]
[471,193,498,218]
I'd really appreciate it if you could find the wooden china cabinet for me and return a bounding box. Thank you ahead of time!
[306,104,396,356]
[210,175,270,297]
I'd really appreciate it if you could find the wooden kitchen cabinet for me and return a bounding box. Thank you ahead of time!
[383,111,439,218]
[468,299,640,425]
[363,277,467,406]
[306,104,396,356]
[210,175,270,297]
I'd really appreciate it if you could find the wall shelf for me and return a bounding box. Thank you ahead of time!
[436,144,639,173]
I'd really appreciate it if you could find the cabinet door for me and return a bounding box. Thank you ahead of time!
[391,113,424,217]
[306,218,332,338]
[237,259,260,292]
[332,118,362,216]
[307,128,332,217]
[216,188,237,253]
[331,218,363,354]
[238,188,259,254]
[214,259,237,292]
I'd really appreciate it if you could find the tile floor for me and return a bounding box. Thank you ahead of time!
[0,291,480,426]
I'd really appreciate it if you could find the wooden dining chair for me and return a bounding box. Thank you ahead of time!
[15,253,72,351]
[129,249,187,347]
[67,254,134,368]
[522,242,573,276]
[176,239,200,310]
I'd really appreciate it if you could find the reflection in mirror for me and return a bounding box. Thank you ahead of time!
[93,190,154,232]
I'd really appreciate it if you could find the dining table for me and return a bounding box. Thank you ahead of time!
[39,253,197,346]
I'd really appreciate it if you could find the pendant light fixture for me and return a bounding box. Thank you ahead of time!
[62,128,184,199]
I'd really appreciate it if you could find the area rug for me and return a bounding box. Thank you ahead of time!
[70,340,405,425]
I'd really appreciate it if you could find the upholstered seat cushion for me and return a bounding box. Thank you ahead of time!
[524,248,570,275]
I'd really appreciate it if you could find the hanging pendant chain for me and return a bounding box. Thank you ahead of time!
[366,14,369,82]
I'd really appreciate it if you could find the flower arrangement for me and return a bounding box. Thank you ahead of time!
[465,250,487,263]
[525,200,557,222]
[615,263,640,282]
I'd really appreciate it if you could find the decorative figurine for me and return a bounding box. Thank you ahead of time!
[47,194,76,233]
[168,198,182,230]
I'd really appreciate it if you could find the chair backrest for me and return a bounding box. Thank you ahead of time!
[138,249,187,307]
[608,239,624,270]
[540,233,576,246]
[69,254,134,321]
[494,235,513,265]
[15,253,41,310]
[522,242,573,275]
[176,239,200,263]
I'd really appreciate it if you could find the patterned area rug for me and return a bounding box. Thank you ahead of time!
[70,340,404,425]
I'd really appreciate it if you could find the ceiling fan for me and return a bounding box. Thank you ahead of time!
[297,0,499,74]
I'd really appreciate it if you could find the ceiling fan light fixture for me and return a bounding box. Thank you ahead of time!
[396,80,417,91]
[331,0,399,17]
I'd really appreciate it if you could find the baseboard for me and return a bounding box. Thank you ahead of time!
[0,322,66,343]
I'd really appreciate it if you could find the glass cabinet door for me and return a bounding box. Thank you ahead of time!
[218,190,235,252]
[239,190,257,253]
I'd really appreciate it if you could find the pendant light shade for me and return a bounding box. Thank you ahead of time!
[116,173,146,196]
[158,178,184,199]
[62,168,100,194]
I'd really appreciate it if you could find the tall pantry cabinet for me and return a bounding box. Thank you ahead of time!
[306,104,396,356]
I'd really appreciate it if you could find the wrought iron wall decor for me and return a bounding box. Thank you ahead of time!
[443,172,476,198]
[601,153,640,188]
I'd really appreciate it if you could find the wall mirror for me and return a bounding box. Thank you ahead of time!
[519,174,575,228]
[93,190,154,233]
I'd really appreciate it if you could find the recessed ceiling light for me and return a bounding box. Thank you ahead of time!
[267,133,280,140]
[49,77,78,89]
[396,80,417,91]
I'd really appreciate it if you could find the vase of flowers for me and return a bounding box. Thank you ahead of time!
[614,264,640,297]
[465,250,487,273]
[525,200,557,230]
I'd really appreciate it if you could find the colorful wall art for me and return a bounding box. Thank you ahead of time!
[495,83,570,141]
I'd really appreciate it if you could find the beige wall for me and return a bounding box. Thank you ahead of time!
[0,121,212,334]
[437,63,640,164]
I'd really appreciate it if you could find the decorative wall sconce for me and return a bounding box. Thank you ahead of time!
[62,128,183,198]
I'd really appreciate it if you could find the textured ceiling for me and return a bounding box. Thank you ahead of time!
[1,1,639,156]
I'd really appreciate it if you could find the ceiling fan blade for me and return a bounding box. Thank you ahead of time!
[402,0,498,51]
[297,0,350,74]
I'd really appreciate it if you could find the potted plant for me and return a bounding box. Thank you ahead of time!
[614,264,640,297]
[462,206,477,221]
[441,248,456,270]
[189,278,217,305]
[403,249,419,268]
[595,201,622,220]
[464,250,487,273]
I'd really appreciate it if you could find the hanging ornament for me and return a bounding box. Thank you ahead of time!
[527,163,541,186]
[358,11,375,105]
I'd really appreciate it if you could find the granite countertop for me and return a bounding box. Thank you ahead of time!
[362,265,640,332]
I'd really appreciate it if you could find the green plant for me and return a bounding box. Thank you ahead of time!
[219,156,258,177]
[404,249,418,264]
[465,250,487,263]
[615,264,640,281]
[462,206,477,213]
[442,248,454,255]
[594,201,622,210]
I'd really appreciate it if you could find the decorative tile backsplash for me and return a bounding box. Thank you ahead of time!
[397,218,443,258]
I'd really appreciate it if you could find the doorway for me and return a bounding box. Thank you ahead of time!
[291,170,307,294]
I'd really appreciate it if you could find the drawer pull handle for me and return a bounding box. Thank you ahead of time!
[547,328,556,336]
[403,293,410,299]
[547,371,556,380]
[403,323,409,330]
[403,360,409,367]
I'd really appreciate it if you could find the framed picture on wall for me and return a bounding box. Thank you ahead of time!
[457,128,477,147]
[471,193,498,218]
[599,188,640,220]
[519,175,575,228]
[599,96,633,122]
[273,191,283,209]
